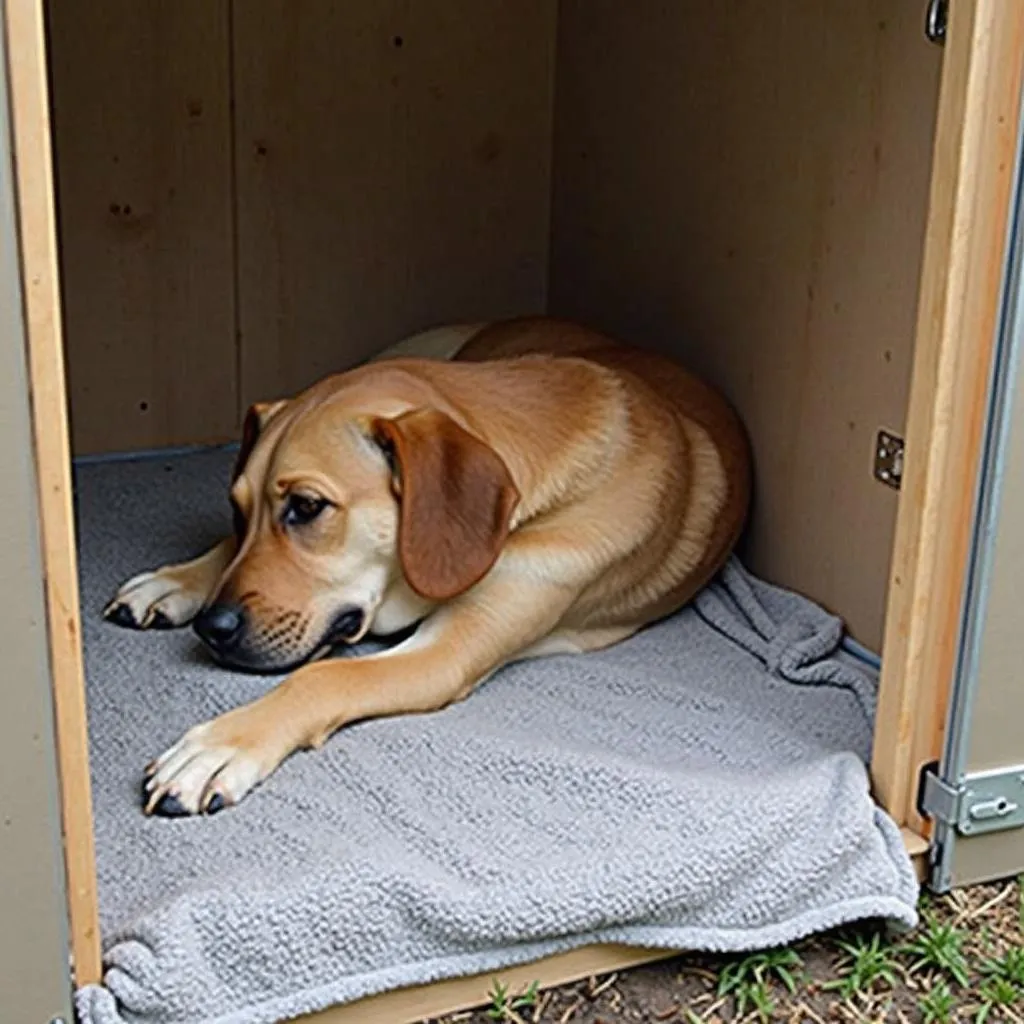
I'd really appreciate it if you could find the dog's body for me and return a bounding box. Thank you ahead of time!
[108,318,751,816]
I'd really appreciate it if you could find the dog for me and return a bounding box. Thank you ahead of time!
[105,317,751,816]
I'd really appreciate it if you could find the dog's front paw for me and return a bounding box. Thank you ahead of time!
[142,706,289,817]
[104,569,206,630]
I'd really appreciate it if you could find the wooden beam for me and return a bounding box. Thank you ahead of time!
[3,0,102,987]
[872,0,1024,834]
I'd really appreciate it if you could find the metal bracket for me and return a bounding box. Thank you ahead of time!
[921,769,960,826]
[920,764,1024,836]
[925,0,948,45]
[874,430,904,489]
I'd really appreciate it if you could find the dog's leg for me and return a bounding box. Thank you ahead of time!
[104,537,237,630]
[142,572,578,816]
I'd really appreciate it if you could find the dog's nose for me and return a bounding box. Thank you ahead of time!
[194,603,245,654]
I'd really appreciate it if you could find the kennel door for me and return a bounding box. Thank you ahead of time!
[925,124,1024,890]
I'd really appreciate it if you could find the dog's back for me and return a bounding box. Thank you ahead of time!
[380,316,751,626]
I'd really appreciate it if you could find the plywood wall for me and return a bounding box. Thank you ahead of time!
[48,1,556,452]
[233,1,556,408]
[50,2,940,642]
[47,2,237,454]
[550,0,943,648]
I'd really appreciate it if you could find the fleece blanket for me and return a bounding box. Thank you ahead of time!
[72,448,918,1024]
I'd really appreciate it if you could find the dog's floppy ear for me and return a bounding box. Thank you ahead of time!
[232,400,285,483]
[371,409,519,601]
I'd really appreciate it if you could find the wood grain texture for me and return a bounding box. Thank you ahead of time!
[549,0,942,649]
[4,0,102,986]
[873,0,1024,832]
[233,0,556,409]
[47,0,237,454]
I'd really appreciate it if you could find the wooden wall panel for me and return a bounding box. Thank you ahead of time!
[47,2,237,454]
[233,1,556,408]
[550,0,942,648]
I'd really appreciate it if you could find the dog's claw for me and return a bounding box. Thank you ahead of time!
[105,602,138,629]
[149,609,174,630]
[206,793,225,814]
[150,791,190,818]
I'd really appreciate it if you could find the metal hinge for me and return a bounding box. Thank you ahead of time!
[920,764,1024,836]
[874,430,904,489]
[925,0,948,45]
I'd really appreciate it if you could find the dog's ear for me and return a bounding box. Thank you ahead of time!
[233,400,285,483]
[371,409,519,601]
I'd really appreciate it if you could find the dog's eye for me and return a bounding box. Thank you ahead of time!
[230,496,246,538]
[376,437,397,476]
[282,493,329,527]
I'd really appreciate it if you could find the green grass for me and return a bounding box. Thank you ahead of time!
[822,931,901,998]
[980,944,1024,985]
[745,979,775,1023]
[919,979,957,1023]
[975,975,1019,1023]
[901,914,971,986]
[485,979,539,1022]
[717,948,802,1018]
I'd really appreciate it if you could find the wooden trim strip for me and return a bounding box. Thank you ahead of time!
[3,0,102,987]
[872,0,1024,834]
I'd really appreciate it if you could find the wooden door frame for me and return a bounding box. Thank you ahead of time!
[0,2,78,1018]
[872,0,1024,839]
[4,0,100,990]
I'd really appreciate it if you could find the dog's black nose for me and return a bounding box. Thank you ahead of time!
[194,603,245,654]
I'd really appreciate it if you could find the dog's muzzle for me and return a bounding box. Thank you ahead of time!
[193,602,367,671]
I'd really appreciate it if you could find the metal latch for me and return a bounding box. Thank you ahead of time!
[925,0,948,45]
[920,764,1024,836]
[874,430,904,489]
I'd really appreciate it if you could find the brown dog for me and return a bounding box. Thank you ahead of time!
[105,317,751,816]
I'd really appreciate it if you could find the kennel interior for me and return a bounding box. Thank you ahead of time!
[5,1,1024,1022]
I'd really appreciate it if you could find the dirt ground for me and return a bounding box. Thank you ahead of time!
[427,877,1024,1024]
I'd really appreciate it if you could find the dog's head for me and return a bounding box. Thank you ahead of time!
[193,367,519,671]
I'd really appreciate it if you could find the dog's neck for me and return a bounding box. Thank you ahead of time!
[421,356,631,528]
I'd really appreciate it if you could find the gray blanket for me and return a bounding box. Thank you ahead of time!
[73,449,918,1024]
